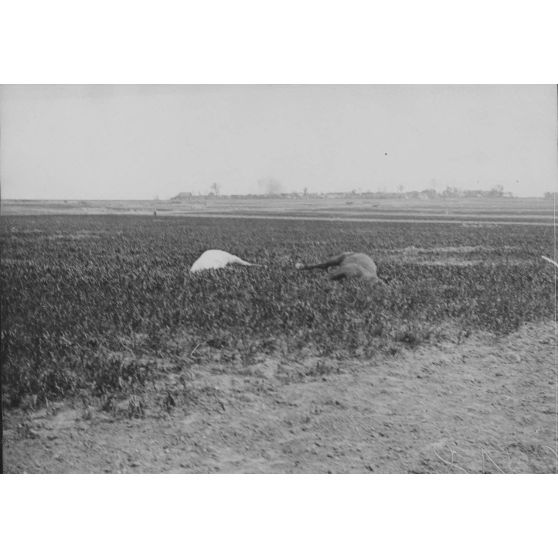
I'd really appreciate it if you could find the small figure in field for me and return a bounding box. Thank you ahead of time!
[190,249,259,274]
[296,252,385,285]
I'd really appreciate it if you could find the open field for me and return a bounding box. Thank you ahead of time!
[1,201,557,473]
[2,196,555,225]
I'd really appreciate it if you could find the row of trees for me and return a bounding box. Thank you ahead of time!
[172,182,556,200]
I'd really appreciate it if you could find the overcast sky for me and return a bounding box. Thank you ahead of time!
[1,85,556,199]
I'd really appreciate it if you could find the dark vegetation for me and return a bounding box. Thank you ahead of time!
[1,215,554,408]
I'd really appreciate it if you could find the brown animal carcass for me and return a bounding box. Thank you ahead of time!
[296,252,384,284]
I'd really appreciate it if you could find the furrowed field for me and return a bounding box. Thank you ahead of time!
[1,215,554,408]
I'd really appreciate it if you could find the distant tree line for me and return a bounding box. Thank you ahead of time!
[171,183,529,200]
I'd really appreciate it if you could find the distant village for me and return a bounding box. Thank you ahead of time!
[170,184,525,201]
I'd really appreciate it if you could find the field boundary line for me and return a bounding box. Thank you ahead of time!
[159,212,556,227]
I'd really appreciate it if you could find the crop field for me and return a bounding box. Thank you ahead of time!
[2,212,557,473]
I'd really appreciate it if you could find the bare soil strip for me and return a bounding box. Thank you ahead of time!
[4,321,556,473]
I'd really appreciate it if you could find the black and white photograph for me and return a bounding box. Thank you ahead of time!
[1,1,557,555]
[2,84,556,474]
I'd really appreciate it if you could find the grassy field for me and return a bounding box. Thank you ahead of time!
[1,199,556,472]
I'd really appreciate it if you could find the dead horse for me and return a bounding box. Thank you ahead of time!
[296,252,384,284]
[190,249,258,273]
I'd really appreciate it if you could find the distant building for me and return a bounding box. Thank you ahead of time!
[171,192,194,200]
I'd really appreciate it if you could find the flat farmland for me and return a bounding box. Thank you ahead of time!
[1,201,556,473]
[2,195,555,225]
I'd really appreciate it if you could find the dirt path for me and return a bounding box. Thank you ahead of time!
[3,322,557,473]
